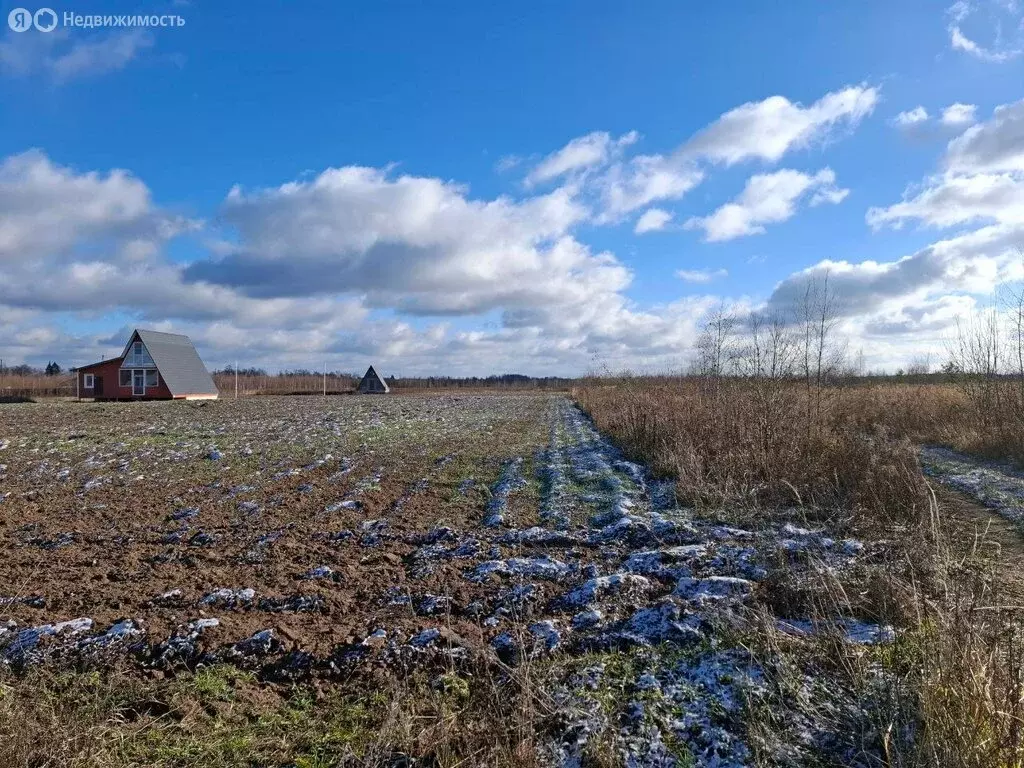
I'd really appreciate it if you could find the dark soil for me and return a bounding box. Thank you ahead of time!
[0,395,560,665]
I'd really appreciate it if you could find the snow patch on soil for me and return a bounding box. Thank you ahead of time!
[483,457,526,527]
[468,556,573,583]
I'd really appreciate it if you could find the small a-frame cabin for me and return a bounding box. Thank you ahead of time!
[357,365,390,394]
[73,329,219,401]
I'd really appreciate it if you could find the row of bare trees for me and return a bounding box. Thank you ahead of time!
[694,274,847,384]
[579,271,935,510]
[643,273,854,494]
[945,282,1024,446]
[691,273,849,448]
[685,263,1024,464]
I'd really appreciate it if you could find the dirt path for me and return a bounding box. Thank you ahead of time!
[921,446,1024,606]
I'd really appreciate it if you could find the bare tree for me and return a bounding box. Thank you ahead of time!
[850,347,866,379]
[796,270,846,436]
[907,353,932,377]
[693,304,737,383]
[949,304,1004,437]
[735,310,800,470]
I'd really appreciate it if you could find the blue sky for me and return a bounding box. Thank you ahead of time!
[1,0,1023,375]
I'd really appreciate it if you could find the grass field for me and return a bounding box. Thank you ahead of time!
[1,387,1022,766]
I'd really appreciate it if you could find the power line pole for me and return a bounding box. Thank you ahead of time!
[235,361,238,401]
[323,360,327,397]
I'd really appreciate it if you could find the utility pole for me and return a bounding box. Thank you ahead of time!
[323,360,327,397]
[235,361,238,401]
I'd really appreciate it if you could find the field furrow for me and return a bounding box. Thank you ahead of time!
[0,394,898,766]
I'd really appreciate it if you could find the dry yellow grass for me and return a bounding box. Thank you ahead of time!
[575,378,928,518]
[577,376,1024,767]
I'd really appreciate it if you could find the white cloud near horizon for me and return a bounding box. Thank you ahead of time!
[764,223,1024,323]
[0,149,713,375]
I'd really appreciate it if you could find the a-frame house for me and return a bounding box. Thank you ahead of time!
[73,329,219,400]
[357,365,390,394]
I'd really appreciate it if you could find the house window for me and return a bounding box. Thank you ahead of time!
[145,369,159,387]
[83,374,94,389]
[119,369,132,387]
[125,341,154,367]
[127,342,141,365]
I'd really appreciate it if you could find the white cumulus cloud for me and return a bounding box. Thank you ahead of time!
[867,172,1024,229]
[764,223,1024,321]
[634,208,673,234]
[597,154,704,222]
[893,106,930,127]
[684,168,848,242]
[941,102,978,126]
[946,98,1024,173]
[0,149,740,375]
[526,130,638,186]
[678,85,879,166]
[526,84,877,222]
